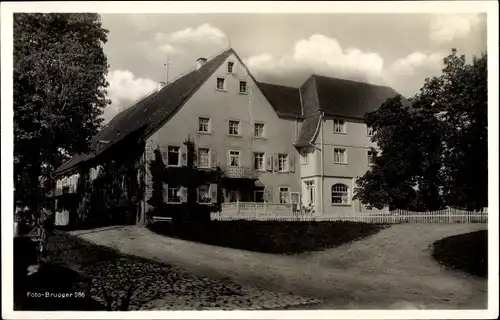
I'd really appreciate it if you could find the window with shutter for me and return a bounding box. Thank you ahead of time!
[180,145,188,166]
[289,155,295,172]
[210,150,218,168]
[266,155,273,171]
[273,155,279,172]
[209,183,218,203]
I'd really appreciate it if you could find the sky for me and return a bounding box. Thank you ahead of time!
[100,13,487,122]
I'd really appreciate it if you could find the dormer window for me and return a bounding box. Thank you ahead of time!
[216,77,225,90]
[333,119,346,134]
[228,61,234,73]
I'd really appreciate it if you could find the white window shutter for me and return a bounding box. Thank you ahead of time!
[289,155,295,172]
[193,147,198,168]
[162,183,168,202]
[180,144,188,166]
[210,183,218,203]
[273,154,279,172]
[180,187,188,203]
[264,187,273,203]
[211,150,217,168]
[266,154,273,171]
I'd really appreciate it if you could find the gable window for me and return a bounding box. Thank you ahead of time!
[229,150,240,167]
[254,186,265,202]
[198,185,211,204]
[198,148,210,168]
[167,186,181,203]
[254,152,265,171]
[367,125,374,136]
[239,81,247,94]
[216,77,225,90]
[278,154,289,172]
[305,180,315,205]
[300,149,308,165]
[331,184,349,204]
[198,117,210,133]
[254,123,264,137]
[333,119,346,134]
[167,146,180,166]
[279,187,290,204]
[333,148,347,164]
[229,120,240,135]
[227,61,234,73]
[367,150,376,165]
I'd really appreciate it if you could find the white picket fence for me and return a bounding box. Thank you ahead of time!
[212,203,488,224]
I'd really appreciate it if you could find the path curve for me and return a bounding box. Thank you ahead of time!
[71,223,487,309]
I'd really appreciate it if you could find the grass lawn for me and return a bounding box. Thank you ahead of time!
[432,230,487,278]
[148,220,389,254]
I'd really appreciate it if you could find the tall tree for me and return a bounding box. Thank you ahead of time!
[354,49,487,211]
[14,13,110,215]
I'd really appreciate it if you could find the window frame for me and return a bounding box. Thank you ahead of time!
[227,61,235,74]
[277,153,289,172]
[333,148,347,164]
[228,120,240,136]
[197,184,211,204]
[367,150,376,165]
[279,186,290,204]
[253,152,265,171]
[228,150,241,168]
[198,148,211,168]
[167,146,181,167]
[239,80,248,94]
[367,125,374,137]
[331,183,349,205]
[216,77,226,91]
[253,122,265,138]
[300,149,308,165]
[304,180,315,205]
[167,186,182,204]
[254,187,265,203]
[198,117,211,134]
[333,118,346,134]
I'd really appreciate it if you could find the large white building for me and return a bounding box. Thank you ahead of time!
[53,48,402,223]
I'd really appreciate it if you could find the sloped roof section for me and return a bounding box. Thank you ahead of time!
[54,48,233,176]
[294,114,321,147]
[312,74,403,119]
[257,82,302,118]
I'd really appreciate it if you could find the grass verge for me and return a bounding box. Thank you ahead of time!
[148,220,389,254]
[432,230,487,278]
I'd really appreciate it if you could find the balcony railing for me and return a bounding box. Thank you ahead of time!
[54,185,77,196]
[224,166,258,179]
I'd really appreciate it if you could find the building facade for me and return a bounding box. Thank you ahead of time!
[53,48,402,222]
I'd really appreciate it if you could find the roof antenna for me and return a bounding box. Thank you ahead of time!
[163,54,172,84]
[227,36,231,49]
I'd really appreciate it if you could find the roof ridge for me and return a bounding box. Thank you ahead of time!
[258,81,299,89]
[311,73,392,89]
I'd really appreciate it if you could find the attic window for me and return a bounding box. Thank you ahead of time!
[239,81,247,94]
[216,78,225,90]
[228,61,234,73]
[333,119,346,134]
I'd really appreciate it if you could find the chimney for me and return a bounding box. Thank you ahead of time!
[157,81,166,91]
[196,57,207,70]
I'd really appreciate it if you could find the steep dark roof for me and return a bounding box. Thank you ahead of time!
[312,74,403,119]
[294,114,321,147]
[54,48,233,176]
[257,82,302,118]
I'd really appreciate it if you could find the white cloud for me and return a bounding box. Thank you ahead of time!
[390,52,443,76]
[103,70,157,122]
[155,23,226,47]
[245,34,387,86]
[429,14,481,44]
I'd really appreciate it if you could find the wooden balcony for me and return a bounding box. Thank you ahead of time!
[53,185,77,196]
[224,166,258,179]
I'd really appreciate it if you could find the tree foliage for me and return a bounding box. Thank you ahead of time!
[354,49,487,211]
[14,13,110,212]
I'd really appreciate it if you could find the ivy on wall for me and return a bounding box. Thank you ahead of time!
[147,137,224,224]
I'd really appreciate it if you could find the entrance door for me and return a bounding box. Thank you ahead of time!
[290,192,300,211]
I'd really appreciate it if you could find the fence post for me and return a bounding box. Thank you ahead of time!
[236,200,240,216]
[447,207,451,223]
